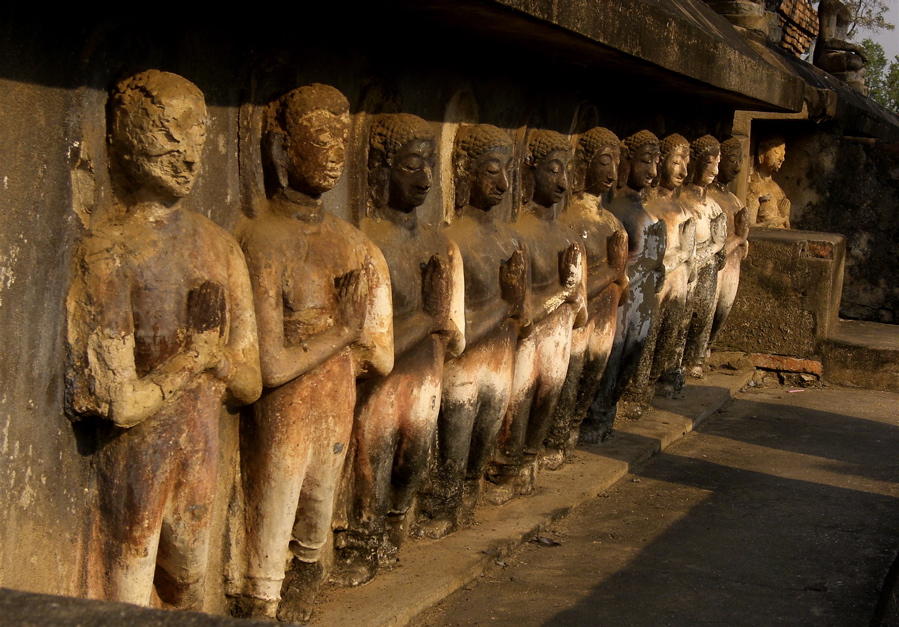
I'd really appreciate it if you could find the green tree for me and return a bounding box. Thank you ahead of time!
[846,0,895,38]
[860,38,899,111]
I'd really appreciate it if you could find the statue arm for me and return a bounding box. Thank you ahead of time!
[249,247,360,389]
[218,242,263,406]
[443,240,467,358]
[355,244,394,378]
[68,246,222,428]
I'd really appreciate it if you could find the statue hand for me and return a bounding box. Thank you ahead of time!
[558,243,583,290]
[187,281,226,336]
[607,230,628,273]
[735,208,749,239]
[422,253,452,321]
[335,267,368,333]
[500,248,528,309]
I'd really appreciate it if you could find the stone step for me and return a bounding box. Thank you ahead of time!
[309,369,754,627]
[821,319,899,392]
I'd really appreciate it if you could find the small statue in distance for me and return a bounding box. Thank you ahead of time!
[486,129,587,504]
[747,135,791,229]
[545,126,628,465]
[707,136,749,348]
[337,113,465,586]
[66,70,262,610]
[679,135,727,379]
[417,123,529,538]
[581,130,666,442]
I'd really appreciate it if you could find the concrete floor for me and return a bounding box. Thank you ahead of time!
[409,385,899,627]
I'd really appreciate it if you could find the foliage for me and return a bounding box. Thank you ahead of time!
[846,0,895,38]
[860,38,899,111]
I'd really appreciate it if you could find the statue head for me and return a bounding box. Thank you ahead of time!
[757,136,786,174]
[658,133,690,191]
[718,136,742,185]
[453,124,513,212]
[265,84,350,196]
[523,129,570,208]
[689,135,721,188]
[576,127,620,196]
[620,130,660,191]
[109,70,207,203]
[368,113,436,213]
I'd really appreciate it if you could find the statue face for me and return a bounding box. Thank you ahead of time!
[285,108,349,195]
[469,145,512,210]
[660,145,689,191]
[388,138,435,212]
[586,144,619,195]
[718,151,741,185]
[762,143,786,172]
[116,92,208,201]
[627,143,660,190]
[695,152,720,187]
[532,149,569,207]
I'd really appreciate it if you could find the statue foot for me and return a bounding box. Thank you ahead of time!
[539,447,566,471]
[416,516,455,539]
[483,475,517,506]
[384,512,407,562]
[230,594,279,621]
[688,365,704,379]
[278,558,325,624]
[515,459,537,496]
[332,531,381,587]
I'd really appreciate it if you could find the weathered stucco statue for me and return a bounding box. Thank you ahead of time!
[546,127,628,463]
[66,70,262,610]
[708,136,749,347]
[814,0,869,93]
[338,113,465,584]
[486,129,586,503]
[581,130,666,441]
[680,135,727,378]
[748,135,791,229]
[625,133,696,407]
[234,85,393,620]
[418,124,529,537]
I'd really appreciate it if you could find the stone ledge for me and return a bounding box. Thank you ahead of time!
[309,369,754,627]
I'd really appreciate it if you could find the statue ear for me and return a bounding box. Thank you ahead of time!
[617,157,630,190]
[573,158,588,195]
[369,166,390,208]
[454,162,471,211]
[520,163,535,205]
[264,130,289,190]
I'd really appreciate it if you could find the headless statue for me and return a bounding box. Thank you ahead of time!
[234,85,393,621]
[485,129,587,504]
[679,135,727,378]
[418,124,530,538]
[708,137,750,347]
[581,130,667,442]
[545,127,628,465]
[337,113,465,586]
[814,0,869,93]
[66,70,262,611]
[747,135,791,229]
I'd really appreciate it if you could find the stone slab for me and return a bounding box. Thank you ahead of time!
[822,319,899,392]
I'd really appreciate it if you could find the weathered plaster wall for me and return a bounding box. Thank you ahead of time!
[773,126,899,323]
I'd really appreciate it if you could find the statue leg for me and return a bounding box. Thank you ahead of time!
[418,350,479,537]
[485,330,537,505]
[653,270,691,396]
[388,335,446,550]
[241,353,354,616]
[524,305,575,487]
[709,252,742,347]
[95,419,174,607]
[543,317,592,469]
[683,259,719,376]
[580,301,628,443]
[154,383,222,611]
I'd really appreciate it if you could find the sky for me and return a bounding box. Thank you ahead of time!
[854,0,899,59]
